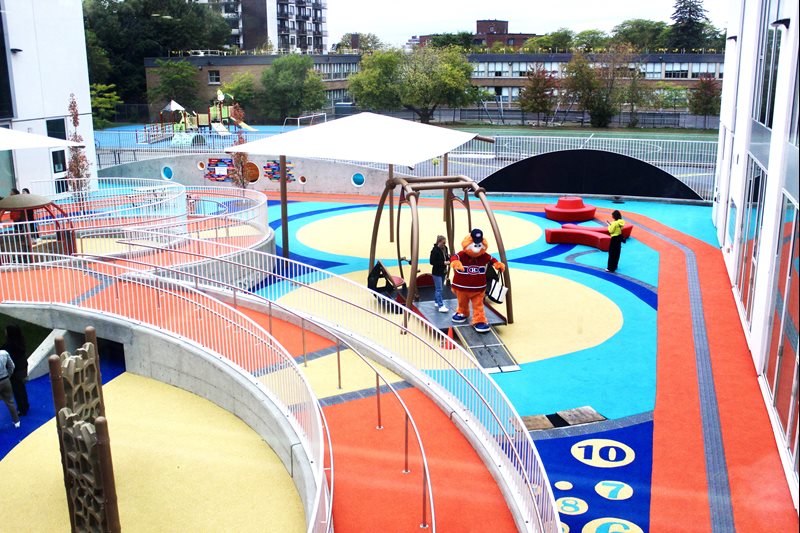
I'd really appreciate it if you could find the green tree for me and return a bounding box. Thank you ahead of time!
[523,35,552,52]
[518,67,558,125]
[90,83,123,129]
[336,32,385,52]
[574,30,610,52]
[429,32,474,50]
[549,28,575,51]
[650,82,689,110]
[148,59,200,109]
[688,76,721,127]
[348,47,474,124]
[612,19,669,50]
[85,29,112,84]
[667,0,709,50]
[702,23,726,51]
[622,70,650,127]
[84,0,230,102]
[260,55,326,122]
[221,72,258,112]
[346,50,403,110]
[563,45,640,128]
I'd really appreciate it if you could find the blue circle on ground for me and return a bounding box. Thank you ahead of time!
[161,166,174,180]
[351,172,365,187]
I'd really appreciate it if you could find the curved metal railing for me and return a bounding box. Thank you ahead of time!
[81,230,559,532]
[0,253,332,533]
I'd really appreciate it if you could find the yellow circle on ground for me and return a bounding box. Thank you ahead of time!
[554,480,574,490]
[295,206,542,259]
[317,268,622,363]
[556,496,589,515]
[582,518,644,533]
[594,480,634,500]
[571,438,636,468]
[0,373,305,532]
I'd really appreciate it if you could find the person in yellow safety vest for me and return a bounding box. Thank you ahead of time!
[606,210,626,273]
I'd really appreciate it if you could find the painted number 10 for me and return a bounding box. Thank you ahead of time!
[570,438,635,468]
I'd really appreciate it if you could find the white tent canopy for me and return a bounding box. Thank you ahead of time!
[0,127,83,150]
[161,100,186,112]
[225,112,477,167]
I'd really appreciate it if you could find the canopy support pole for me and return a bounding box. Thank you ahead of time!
[280,155,289,258]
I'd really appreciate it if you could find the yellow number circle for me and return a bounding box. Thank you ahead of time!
[570,438,635,468]
[560,523,570,533]
[594,480,634,500]
[582,517,644,533]
[556,496,588,515]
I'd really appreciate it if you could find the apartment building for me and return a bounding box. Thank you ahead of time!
[199,0,328,53]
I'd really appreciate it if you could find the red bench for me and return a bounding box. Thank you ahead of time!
[545,223,634,252]
[544,196,596,222]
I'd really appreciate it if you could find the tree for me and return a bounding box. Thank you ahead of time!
[228,104,251,189]
[84,0,230,102]
[348,47,474,124]
[221,72,258,112]
[574,30,610,52]
[67,94,91,193]
[622,70,650,127]
[259,55,327,122]
[650,82,688,111]
[518,68,558,125]
[549,28,575,51]
[563,45,641,128]
[688,76,721,127]
[85,29,112,84]
[346,50,403,110]
[667,0,709,50]
[148,59,200,109]
[90,83,123,129]
[612,19,669,51]
[429,32,474,50]
[702,23,726,51]
[336,32,385,52]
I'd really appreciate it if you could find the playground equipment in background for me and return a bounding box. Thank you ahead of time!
[263,160,295,182]
[543,196,597,222]
[281,113,327,132]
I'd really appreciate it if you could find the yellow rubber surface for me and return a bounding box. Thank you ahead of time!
[0,373,305,533]
[298,348,404,399]
[296,206,542,259]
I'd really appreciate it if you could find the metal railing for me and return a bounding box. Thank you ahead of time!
[80,230,559,532]
[0,253,332,532]
[94,131,717,200]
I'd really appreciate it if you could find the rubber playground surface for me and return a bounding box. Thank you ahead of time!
[0,191,797,532]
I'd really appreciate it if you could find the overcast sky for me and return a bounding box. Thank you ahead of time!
[325,0,731,48]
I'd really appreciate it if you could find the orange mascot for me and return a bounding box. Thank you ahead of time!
[450,228,505,333]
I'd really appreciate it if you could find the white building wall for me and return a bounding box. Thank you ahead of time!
[3,0,96,192]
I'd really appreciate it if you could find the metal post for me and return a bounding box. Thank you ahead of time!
[421,469,429,529]
[336,342,342,390]
[95,416,121,533]
[403,414,410,473]
[54,335,66,359]
[375,373,383,430]
[302,318,307,367]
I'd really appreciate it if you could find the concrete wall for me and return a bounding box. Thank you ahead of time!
[0,303,320,524]
[99,153,391,196]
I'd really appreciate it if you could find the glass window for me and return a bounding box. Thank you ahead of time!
[718,63,724,79]
[691,63,712,78]
[208,70,221,84]
[51,150,66,174]
[46,118,67,140]
[753,0,783,128]
[665,62,689,79]
[735,156,768,323]
[642,63,661,79]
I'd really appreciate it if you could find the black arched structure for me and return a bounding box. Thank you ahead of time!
[480,149,703,200]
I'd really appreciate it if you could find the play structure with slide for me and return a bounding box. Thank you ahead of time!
[135,92,256,146]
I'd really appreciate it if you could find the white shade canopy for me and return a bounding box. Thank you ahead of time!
[225,112,477,167]
[0,127,83,150]
[162,100,186,112]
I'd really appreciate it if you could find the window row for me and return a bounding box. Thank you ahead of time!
[471,61,723,80]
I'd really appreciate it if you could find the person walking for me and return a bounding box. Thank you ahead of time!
[1,324,28,416]
[429,235,450,312]
[606,210,626,273]
[0,348,20,428]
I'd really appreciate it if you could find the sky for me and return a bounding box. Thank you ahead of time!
[325,0,731,48]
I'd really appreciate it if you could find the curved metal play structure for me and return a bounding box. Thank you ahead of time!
[368,172,515,324]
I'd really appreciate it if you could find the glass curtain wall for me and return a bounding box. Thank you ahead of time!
[734,157,768,323]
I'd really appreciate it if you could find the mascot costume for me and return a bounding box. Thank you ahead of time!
[450,228,505,333]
